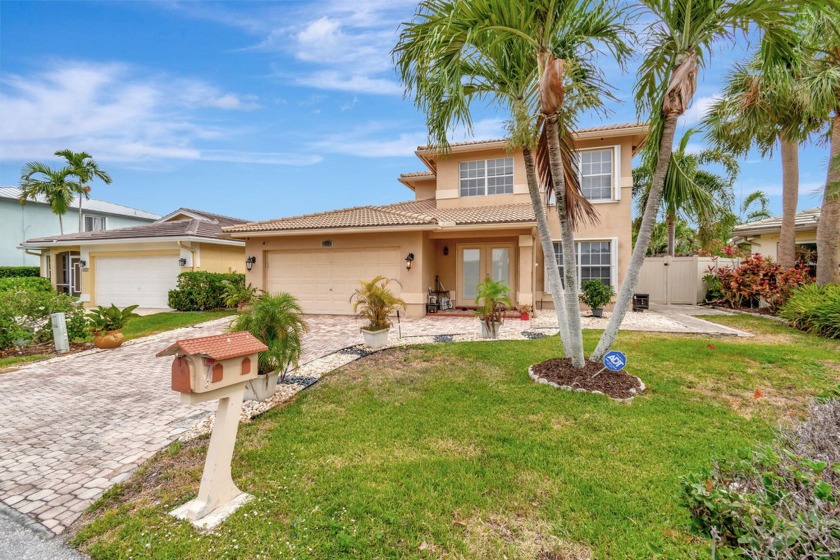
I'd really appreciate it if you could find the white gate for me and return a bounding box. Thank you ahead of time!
[635,256,741,304]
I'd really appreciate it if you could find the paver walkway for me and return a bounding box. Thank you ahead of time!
[0,308,747,537]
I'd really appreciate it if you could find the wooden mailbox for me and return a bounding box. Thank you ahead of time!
[157,332,267,394]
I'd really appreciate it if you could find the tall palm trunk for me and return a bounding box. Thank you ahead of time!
[666,212,676,256]
[78,194,84,233]
[58,214,64,235]
[816,113,840,284]
[523,146,572,350]
[545,115,585,368]
[592,112,680,362]
[778,138,799,268]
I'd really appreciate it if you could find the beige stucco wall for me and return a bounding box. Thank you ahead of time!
[747,231,820,261]
[198,243,246,274]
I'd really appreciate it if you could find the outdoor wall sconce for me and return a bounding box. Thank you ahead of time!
[405,252,415,270]
[443,246,449,256]
[78,260,87,268]
[245,256,257,272]
[179,257,187,267]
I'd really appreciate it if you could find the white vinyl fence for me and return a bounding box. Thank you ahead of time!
[635,256,742,305]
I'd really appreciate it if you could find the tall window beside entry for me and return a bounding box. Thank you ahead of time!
[460,157,514,197]
[548,240,614,288]
[580,149,614,200]
[84,215,106,232]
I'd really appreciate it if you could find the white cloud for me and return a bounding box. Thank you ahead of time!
[679,95,720,126]
[0,61,311,166]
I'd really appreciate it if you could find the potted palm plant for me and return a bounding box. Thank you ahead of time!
[579,280,615,318]
[475,277,513,339]
[351,276,405,349]
[230,292,308,401]
[87,304,140,348]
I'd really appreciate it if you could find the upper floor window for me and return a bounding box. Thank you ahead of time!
[580,148,614,201]
[460,157,513,197]
[84,215,106,232]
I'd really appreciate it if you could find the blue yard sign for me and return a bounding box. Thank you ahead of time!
[603,351,627,372]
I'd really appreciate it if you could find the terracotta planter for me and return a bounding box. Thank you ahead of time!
[479,320,501,339]
[93,330,124,349]
[520,312,530,321]
[361,328,390,349]
[244,371,280,402]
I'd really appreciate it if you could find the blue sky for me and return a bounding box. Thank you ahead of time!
[0,0,831,222]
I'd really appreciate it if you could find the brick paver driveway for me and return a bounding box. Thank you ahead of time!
[0,309,743,535]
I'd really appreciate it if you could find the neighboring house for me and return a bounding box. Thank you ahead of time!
[23,209,248,309]
[732,207,833,265]
[0,186,160,266]
[224,122,646,317]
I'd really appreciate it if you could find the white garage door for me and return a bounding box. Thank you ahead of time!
[266,248,402,314]
[95,255,180,308]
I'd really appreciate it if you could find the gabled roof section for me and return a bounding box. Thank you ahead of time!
[156,332,267,360]
[224,199,537,234]
[23,207,249,246]
[733,207,821,236]
[0,186,160,220]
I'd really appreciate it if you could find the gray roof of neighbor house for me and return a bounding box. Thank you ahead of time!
[0,186,160,220]
[732,207,821,237]
[224,199,536,234]
[23,208,248,246]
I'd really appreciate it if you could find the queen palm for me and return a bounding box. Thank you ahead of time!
[55,150,112,233]
[395,0,629,368]
[18,162,78,235]
[634,128,739,256]
[738,190,772,223]
[592,0,799,362]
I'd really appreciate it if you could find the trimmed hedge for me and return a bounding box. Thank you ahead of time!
[0,276,52,293]
[0,266,40,278]
[168,271,245,311]
[779,283,840,339]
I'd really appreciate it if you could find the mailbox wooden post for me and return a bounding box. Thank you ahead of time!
[157,331,267,529]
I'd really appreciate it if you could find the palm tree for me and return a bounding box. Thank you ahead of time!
[19,162,79,235]
[738,190,772,222]
[634,128,739,256]
[55,150,112,233]
[592,0,799,362]
[395,0,630,368]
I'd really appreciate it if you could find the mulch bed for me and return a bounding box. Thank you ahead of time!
[0,341,93,361]
[530,358,644,400]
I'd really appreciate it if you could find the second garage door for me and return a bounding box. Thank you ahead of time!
[266,248,402,314]
[95,255,180,308]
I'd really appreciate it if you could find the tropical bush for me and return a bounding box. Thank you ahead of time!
[475,277,514,328]
[682,398,840,559]
[222,280,262,310]
[0,266,40,278]
[710,254,811,313]
[0,285,86,350]
[579,279,615,312]
[86,304,140,335]
[167,272,245,311]
[0,276,52,293]
[229,293,307,379]
[351,276,406,332]
[779,283,840,339]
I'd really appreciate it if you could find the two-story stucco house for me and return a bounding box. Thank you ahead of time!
[0,186,160,266]
[224,122,647,318]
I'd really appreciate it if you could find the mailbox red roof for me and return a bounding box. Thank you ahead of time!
[156,332,267,361]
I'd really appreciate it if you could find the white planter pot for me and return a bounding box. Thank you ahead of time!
[244,371,280,402]
[361,328,390,349]
[479,320,501,339]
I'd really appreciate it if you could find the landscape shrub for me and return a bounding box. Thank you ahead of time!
[167,271,245,311]
[0,276,52,293]
[0,266,40,278]
[779,283,840,339]
[0,285,86,350]
[682,398,840,559]
[710,254,811,313]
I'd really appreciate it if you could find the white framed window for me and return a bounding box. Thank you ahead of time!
[579,146,621,201]
[459,157,514,197]
[545,239,618,289]
[84,215,106,232]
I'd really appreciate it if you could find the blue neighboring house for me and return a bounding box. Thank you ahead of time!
[0,186,160,266]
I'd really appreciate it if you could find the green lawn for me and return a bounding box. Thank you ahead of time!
[122,310,235,340]
[0,354,50,370]
[73,316,839,559]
